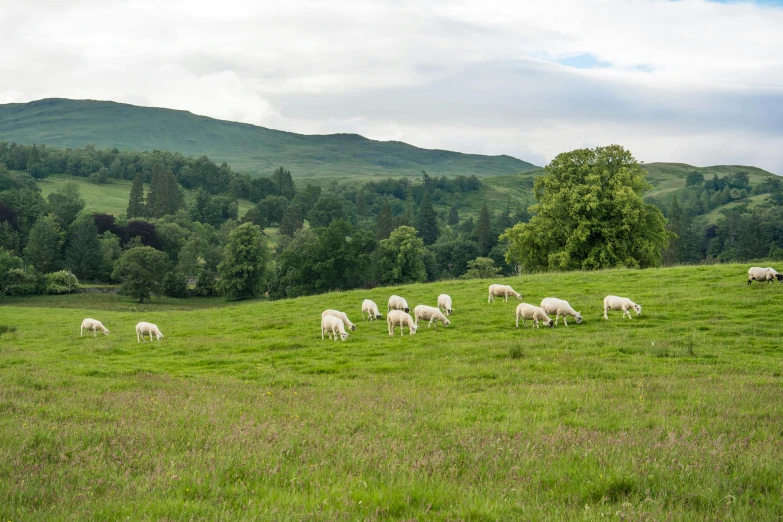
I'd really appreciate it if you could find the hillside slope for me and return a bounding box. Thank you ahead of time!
[0,98,537,179]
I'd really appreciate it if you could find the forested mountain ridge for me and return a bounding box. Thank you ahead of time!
[0,98,537,179]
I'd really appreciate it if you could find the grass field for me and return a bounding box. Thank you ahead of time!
[2,263,783,520]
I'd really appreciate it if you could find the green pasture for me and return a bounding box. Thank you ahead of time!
[2,263,783,520]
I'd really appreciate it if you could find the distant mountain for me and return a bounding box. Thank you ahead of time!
[0,98,538,179]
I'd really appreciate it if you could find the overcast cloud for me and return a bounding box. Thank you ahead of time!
[1,0,782,172]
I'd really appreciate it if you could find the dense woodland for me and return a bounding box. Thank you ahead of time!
[0,142,782,300]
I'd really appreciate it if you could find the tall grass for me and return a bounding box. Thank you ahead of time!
[1,263,782,520]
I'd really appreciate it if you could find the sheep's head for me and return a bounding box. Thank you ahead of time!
[575,313,582,324]
[546,319,554,328]
[340,332,349,341]
[776,274,783,282]
[410,324,418,334]
[446,308,453,315]
[404,307,410,313]
[633,304,642,315]
[101,327,110,335]
[349,324,356,331]
[516,293,523,300]
[155,331,164,340]
[375,313,383,319]
[443,318,451,327]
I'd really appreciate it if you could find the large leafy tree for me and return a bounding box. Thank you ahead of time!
[112,246,168,303]
[502,145,669,271]
[374,225,427,285]
[279,204,304,237]
[24,214,63,273]
[47,182,85,229]
[218,223,269,300]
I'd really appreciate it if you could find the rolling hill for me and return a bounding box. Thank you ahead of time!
[0,98,537,180]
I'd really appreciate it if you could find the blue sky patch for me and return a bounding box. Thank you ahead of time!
[555,53,612,69]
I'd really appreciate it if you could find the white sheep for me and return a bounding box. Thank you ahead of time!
[747,266,782,285]
[321,315,349,341]
[488,284,523,303]
[136,322,164,342]
[540,298,582,326]
[413,305,451,328]
[387,295,410,313]
[387,310,418,336]
[437,294,454,315]
[603,296,641,320]
[361,299,383,321]
[515,303,554,329]
[80,318,109,337]
[321,309,356,331]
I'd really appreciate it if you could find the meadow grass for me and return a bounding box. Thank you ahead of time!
[1,263,783,520]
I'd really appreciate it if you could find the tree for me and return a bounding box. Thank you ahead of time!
[112,246,168,303]
[279,204,304,237]
[662,195,700,265]
[270,167,296,200]
[448,205,459,226]
[47,182,85,229]
[375,201,394,240]
[65,217,102,281]
[374,225,427,285]
[127,173,145,218]
[474,203,496,256]
[462,257,501,279]
[502,145,669,271]
[218,223,269,300]
[416,191,439,246]
[24,214,63,273]
[308,194,345,228]
[146,165,181,218]
[685,172,704,187]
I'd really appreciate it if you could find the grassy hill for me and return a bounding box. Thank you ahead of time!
[1,263,782,519]
[641,162,777,201]
[0,98,537,180]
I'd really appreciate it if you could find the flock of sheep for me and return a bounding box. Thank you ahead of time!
[318,284,644,341]
[77,266,779,343]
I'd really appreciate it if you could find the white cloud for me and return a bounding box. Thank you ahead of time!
[0,0,782,172]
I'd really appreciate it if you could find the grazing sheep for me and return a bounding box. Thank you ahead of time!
[603,296,641,320]
[437,294,454,315]
[388,295,410,313]
[413,305,451,328]
[540,298,582,326]
[361,299,383,321]
[515,303,554,329]
[488,284,523,303]
[80,318,109,337]
[747,266,782,285]
[321,309,356,331]
[387,310,418,336]
[136,322,163,342]
[321,315,349,341]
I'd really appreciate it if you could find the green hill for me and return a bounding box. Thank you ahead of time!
[0,98,537,180]
[2,263,783,519]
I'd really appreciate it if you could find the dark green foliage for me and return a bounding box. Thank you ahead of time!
[194,269,218,297]
[374,225,427,285]
[127,173,145,218]
[112,246,168,303]
[47,182,84,229]
[291,185,321,216]
[503,145,669,271]
[279,204,304,237]
[308,194,346,228]
[44,270,81,294]
[662,195,700,265]
[163,270,188,298]
[415,191,439,246]
[24,214,63,273]
[251,196,288,227]
[429,236,480,278]
[375,201,394,240]
[685,171,704,187]
[3,269,44,295]
[88,167,109,184]
[65,218,102,281]
[474,203,496,256]
[218,223,269,300]
[448,205,459,226]
[272,221,375,298]
[146,165,182,218]
[270,167,296,200]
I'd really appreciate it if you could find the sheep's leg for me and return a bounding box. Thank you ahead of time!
[428,318,434,328]
[94,330,98,338]
[603,307,609,320]
[515,314,519,328]
[563,316,569,327]
[80,327,84,337]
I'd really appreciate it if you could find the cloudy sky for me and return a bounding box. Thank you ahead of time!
[2,0,783,172]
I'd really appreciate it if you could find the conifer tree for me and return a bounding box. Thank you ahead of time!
[416,191,439,246]
[448,205,459,226]
[66,218,102,280]
[279,204,304,237]
[475,203,496,256]
[375,201,394,240]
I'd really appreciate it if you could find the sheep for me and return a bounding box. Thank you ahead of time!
[136,322,164,342]
[321,315,349,341]
[80,318,109,337]
[361,299,383,321]
[413,305,451,328]
[321,309,356,331]
[488,284,523,303]
[388,295,410,313]
[387,310,418,336]
[515,303,554,329]
[747,266,783,285]
[603,296,642,320]
[437,294,454,315]
[540,298,582,327]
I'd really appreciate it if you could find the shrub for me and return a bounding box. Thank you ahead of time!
[195,269,218,297]
[45,270,81,294]
[4,269,45,296]
[163,270,188,298]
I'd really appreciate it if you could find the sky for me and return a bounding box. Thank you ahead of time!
[1,0,782,173]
